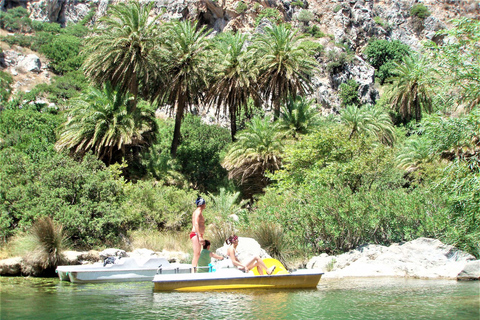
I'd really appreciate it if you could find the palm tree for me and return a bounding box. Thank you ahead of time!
[56,82,158,165]
[82,1,160,109]
[396,136,431,171]
[155,20,212,157]
[222,116,284,198]
[387,54,435,123]
[206,32,259,141]
[340,105,395,145]
[278,95,320,138]
[251,24,319,118]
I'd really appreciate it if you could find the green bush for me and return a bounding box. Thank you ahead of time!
[410,4,431,19]
[297,9,314,23]
[0,71,14,103]
[254,125,435,254]
[304,25,326,38]
[0,7,31,32]
[39,34,84,74]
[34,70,88,104]
[339,79,360,107]
[333,5,343,13]
[364,39,412,84]
[255,8,283,26]
[236,1,248,14]
[121,180,198,231]
[291,1,304,8]
[326,51,353,73]
[176,115,231,193]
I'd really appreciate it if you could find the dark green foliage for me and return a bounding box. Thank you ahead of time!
[236,1,248,14]
[34,71,89,104]
[39,34,84,74]
[0,71,14,104]
[326,51,353,74]
[339,79,360,107]
[121,180,198,231]
[364,39,412,84]
[175,115,231,193]
[410,4,431,19]
[254,125,433,254]
[255,8,283,26]
[0,7,31,32]
[291,1,305,8]
[304,25,325,38]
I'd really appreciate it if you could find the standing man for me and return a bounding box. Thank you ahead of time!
[190,196,206,271]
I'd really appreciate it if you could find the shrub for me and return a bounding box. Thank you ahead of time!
[39,34,84,74]
[339,79,360,106]
[0,71,14,103]
[326,51,353,73]
[291,0,304,8]
[297,9,314,23]
[255,8,283,26]
[236,1,248,14]
[333,5,343,13]
[0,7,31,32]
[364,39,412,84]
[304,25,326,38]
[410,4,431,19]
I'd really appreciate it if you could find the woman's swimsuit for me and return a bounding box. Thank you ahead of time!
[189,231,197,239]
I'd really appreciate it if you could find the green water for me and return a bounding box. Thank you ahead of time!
[0,277,478,319]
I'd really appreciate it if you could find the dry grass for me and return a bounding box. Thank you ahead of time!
[128,230,192,253]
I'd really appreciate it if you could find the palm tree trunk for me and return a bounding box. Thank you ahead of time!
[171,96,185,158]
[230,106,237,142]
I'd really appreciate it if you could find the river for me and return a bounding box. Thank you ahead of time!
[1,276,478,319]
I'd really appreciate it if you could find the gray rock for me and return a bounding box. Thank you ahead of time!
[308,238,476,279]
[17,54,41,73]
[457,260,480,280]
[99,248,127,259]
[0,257,23,276]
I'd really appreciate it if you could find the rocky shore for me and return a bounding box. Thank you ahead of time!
[307,238,479,280]
[0,237,478,280]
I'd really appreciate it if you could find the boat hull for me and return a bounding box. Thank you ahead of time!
[153,269,323,291]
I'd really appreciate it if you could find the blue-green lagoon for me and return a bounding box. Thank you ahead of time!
[1,276,478,319]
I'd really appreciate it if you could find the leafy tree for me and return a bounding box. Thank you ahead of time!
[386,54,436,123]
[206,32,259,141]
[278,95,319,138]
[426,18,480,110]
[251,24,319,118]
[222,116,284,199]
[257,125,427,254]
[175,115,231,193]
[82,1,160,108]
[155,20,212,157]
[55,83,158,167]
[339,79,360,107]
[364,39,412,84]
[395,135,431,171]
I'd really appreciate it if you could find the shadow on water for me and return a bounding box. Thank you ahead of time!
[1,276,479,320]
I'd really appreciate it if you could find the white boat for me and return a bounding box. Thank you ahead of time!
[153,258,324,291]
[56,257,191,283]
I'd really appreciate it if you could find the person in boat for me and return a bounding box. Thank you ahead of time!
[197,239,224,273]
[190,196,206,272]
[225,235,276,275]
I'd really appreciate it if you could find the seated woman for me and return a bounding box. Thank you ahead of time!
[197,239,224,273]
[225,235,276,275]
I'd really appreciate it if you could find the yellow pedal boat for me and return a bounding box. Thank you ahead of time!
[153,258,323,292]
